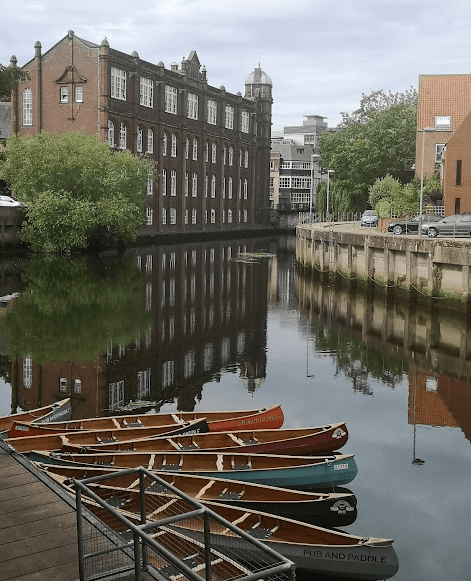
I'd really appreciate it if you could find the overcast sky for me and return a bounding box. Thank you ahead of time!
[4,0,471,130]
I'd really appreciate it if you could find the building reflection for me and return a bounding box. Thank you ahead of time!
[296,271,471,446]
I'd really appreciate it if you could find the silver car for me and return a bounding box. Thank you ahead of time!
[422,213,471,237]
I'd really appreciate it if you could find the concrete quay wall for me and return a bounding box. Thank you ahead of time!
[296,223,471,305]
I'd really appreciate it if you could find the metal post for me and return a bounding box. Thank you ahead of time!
[75,486,85,581]
[139,470,148,571]
[203,511,212,581]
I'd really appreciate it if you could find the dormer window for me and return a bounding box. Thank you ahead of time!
[60,86,69,103]
[435,115,451,130]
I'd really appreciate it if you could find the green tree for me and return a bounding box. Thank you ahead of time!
[319,103,416,212]
[0,64,29,101]
[0,131,152,251]
[339,87,417,129]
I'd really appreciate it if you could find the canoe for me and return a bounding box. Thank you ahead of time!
[37,463,357,526]
[8,404,283,437]
[56,423,348,456]
[6,418,209,453]
[0,398,72,435]
[27,450,358,489]
[47,469,397,579]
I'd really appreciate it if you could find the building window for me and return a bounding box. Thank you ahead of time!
[140,77,154,108]
[23,356,32,388]
[207,99,217,124]
[75,86,83,103]
[243,178,248,199]
[170,207,177,224]
[241,110,249,133]
[187,92,198,119]
[211,175,216,198]
[137,126,143,153]
[228,147,233,166]
[191,208,197,224]
[435,143,445,163]
[162,133,168,156]
[244,209,248,222]
[204,174,208,198]
[244,150,249,168]
[210,209,216,223]
[147,128,154,153]
[211,143,217,163]
[146,206,153,225]
[192,172,198,197]
[205,142,209,163]
[228,209,232,223]
[222,177,226,198]
[162,207,167,225]
[225,105,234,129]
[165,85,178,114]
[192,138,198,160]
[109,380,124,411]
[239,149,243,167]
[60,86,69,103]
[162,169,167,196]
[223,146,227,165]
[171,134,177,157]
[22,88,32,126]
[147,178,153,196]
[456,160,462,186]
[118,123,127,149]
[228,177,233,199]
[435,115,451,130]
[184,209,189,224]
[107,120,115,147]
[170,170,177,196]
[137,369,151,398]
[185,137,189,159]
[184,172,189,197]
[111,67,126,100]
[222,209,225,223]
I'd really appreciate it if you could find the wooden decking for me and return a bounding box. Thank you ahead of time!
[0,440,80,581]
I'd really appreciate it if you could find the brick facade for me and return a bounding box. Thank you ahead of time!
[10,31,273,235]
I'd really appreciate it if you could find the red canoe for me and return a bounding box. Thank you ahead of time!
[0,398,72,436]
[7,404,283,438]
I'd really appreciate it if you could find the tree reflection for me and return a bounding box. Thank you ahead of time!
[1,254,151,363]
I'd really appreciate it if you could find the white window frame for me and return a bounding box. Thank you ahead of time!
[244,149,249,168]
[191,208,197,224]
[140,77,154,108]
[243,178,248,199]
[211,143,217,163]
[162,133,168,156]
[225,105,234,129]
[146,206,153,225]
[137,126,143,153]
[210,209,216,224]
[107,120,115,147]
[147,178,153,196]
[184,172,189,197]
[241,110,250,133]
[162,207,167,225]
[74,85,83,103]
[165,85,178,114]
[22,88,32,126]
[60,86,69,103]
[228,177,233,199]
[435,115,451,130]
[228,209,232,223]
[192,172,198,197]
[187,92,198,119]
[211,175,216,198]
[119,123,127,149]
[162,169,167,196]
[435,143,445,163]
[192,138,198,160]
[207,99,217,124]
[111,67,126,100]
[171,133,177,157]
[147,128,154,153]
[185,137,189,159]
[228,147,233,166]
[170,207,177,224]
[170,170,177,196]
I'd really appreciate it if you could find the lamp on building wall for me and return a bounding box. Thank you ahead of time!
[310,153,321,224]
[418,127,435,237]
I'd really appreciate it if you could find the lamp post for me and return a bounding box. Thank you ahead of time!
[326,169,334,221]
[418,127,435,237]
[310,154,320,224]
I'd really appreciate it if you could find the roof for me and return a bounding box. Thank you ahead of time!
[418,74,471,131]
[245,65,272,86]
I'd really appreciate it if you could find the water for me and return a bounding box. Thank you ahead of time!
[0,236,470,581]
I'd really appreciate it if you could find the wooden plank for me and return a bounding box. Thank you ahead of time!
[0,492,59,514]
[0,471,37,489]
[4,561,80,581]
[0,481,46,502]
[1,542,78,580]
[0,512,77,545]
[1,525,77,560]
[1,499,72,527]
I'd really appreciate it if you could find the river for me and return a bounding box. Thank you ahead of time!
[0,235,469,581]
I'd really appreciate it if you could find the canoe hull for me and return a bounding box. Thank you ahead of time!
[0,398,72,435]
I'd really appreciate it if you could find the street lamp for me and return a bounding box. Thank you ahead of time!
[326,169,334,221]
[310,154,321,224]
[418,127,435,237]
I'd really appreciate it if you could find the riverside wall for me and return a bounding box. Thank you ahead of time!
[296,223,471,309]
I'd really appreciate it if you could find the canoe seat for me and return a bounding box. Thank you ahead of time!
[242,438,259,446]
[219,491,242,500]
[123,419,143,428]
[106,494,131,508]
[249,527,273,540]
[146,482,168,493]
[231,463,251,471]
[96,436,117,444]
[179,443,200,451]
[160,464,181,471]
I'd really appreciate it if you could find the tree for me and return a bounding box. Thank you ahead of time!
[0,131,153,251]
[318,103,416,212]
[338,87,417,129]
[0,64,29,101]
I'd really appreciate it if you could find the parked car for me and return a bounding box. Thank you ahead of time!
[0,196,23,208]
[387,214,442,235]
[422,213,471,237]
[360,210,378,227]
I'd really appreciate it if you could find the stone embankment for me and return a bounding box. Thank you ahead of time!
[296,222,471,308]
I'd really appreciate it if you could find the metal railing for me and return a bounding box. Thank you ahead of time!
[74,467,295,581]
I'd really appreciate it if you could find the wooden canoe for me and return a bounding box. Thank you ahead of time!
[37,463,357,526]
[0,398,72,435]
[27,450,358,489]
[6,418,209,452]
[56,422,348,456]
[8,404,283,437]
[47,469,398,579]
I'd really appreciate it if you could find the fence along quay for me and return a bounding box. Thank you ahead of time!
[296,222,471,309]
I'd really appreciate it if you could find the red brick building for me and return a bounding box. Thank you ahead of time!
[9,31,273,234]
[416,74,471,211]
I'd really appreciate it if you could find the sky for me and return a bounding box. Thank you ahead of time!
[4,0,471,130]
